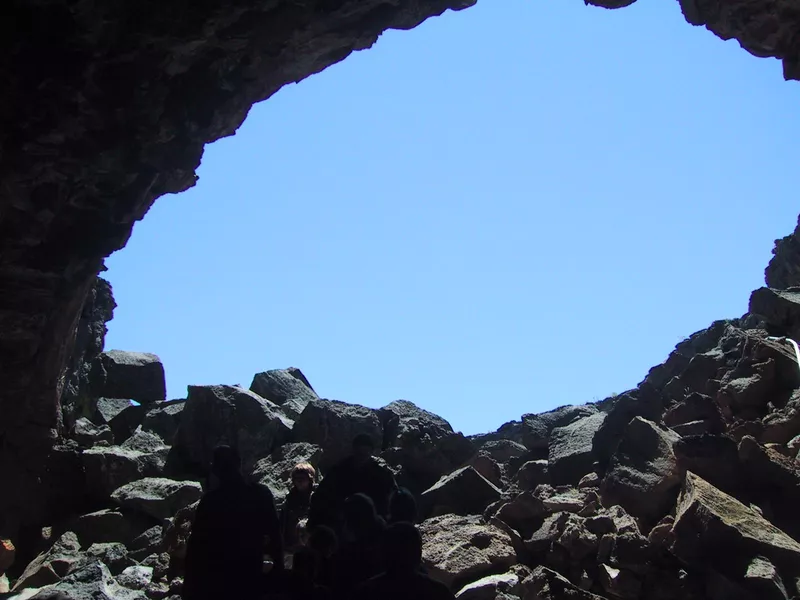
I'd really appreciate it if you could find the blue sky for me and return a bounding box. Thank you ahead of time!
[105,0,799,435]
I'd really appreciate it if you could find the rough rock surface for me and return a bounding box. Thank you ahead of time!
[89,351,166,404]
[249,367,318,419]
[141,401,186,445]
[548,412,606,485]
[111,478,202,522]
[766,214,800,289]
[169,384,292,477]
[421,466,501,518]
[12,532,82,592]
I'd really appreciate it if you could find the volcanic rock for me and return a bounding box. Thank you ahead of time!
[420,514,516,590]
[249,368,318,419]
[111,478,202,521]
[749,288,800,342]
[520,565,606,600]
[141,401,186,445]
[85,542,134,575]
[169,384,292,477]
[548,412,606,485]
[27,560,147,600]
[600,417,681,526]
[12,532,82,591]
[421,466,501,518]
[69,509,155,548]
[72,417,114,448]
[90,350,166,404]
[513,460,550,491]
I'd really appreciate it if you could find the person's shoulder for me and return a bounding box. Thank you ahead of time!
[416,573,454,599]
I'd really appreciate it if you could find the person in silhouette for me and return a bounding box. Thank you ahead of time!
[307,525,338,589]
[388,487,418,525]
[332,493,387,595]
[282,462,317,553]
[308,434,397,533]
[349,522,454,600]
[183,445,283,600]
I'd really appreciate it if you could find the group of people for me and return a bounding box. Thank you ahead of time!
[183,434,453,600]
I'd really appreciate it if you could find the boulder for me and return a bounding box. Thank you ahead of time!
[421,466,501,518]
[477,440,529,464]
[670,472,800,573]
[455,572,521,600]
[520,405,599,452]
[72,417,114,447]
[537,486,595,514]
[128,526,164,562]
[111,478,202,521]
[600,417,682,526]
[82,444,165,500]
[664,393,724,431]
[420,514,516,590]
[90,350,166,404]
[513,460,550,491]
[556,514,598,561]
[599,563,642,599]
[378,400,475,492]
[141,401,186,445]
[169,384,292,477]
[250,442,323,506]
[70,509,155,548]
[749,288,800,342]
[760,390,800,444]
[249,367,318,418]
[12,532,82,591]
[743,556,788,600]
[293,399,382,471]
[548,413,606,485]
[493,491,546,539]
[673,434,745,500]
[162,501,199,579]
[525,512,570,556]
[93,398,135,426]
[107,404,148,445]
[116,566,154,591]
[27,560,147,600]
[520,566,606,600]
[85,543,134,575]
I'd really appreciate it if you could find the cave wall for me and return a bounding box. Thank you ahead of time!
[0,0,798,537]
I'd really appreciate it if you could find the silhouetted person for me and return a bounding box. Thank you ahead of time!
[287,547,332,600]
[282,462,317,553]
[183,445,283,600]
[350,522,454,600]
[308,525,338,589]
[332,494,387,595]
[388,487,418,525]
[308,434,397,533]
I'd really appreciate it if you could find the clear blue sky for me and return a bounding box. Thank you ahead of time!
[105,0,799,436]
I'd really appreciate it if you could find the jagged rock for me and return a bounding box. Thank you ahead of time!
[455,571,521,600]
[85,543,133,575]
[549,412,606,485]
[520,405,599,452]
[477,440,529,464]
[169,384,292,477]
[670,472,800,573]
[111,478,202,521]
[557,514,598,561]
[513,460,550,491]
[141,401,185,445]
[28,560,147,600]
[602,505,641,536]
[249,368,318,419]
[525,512,570,555]
[72,417,114,447]
[139,552,170,583]
[664,393,724,433]
[607,531,653,576]
[128,526,164,562]
[578,472,600,489]
[648,516,675,550]
[673,434,745,499]
[293,399,382,471]
[493,491,546,539]
[766,216,800,288]
[743,556,788,600]
[162,502,198,579]
[378,400,475,492]
[107,404,148,445]
[600,417,681,526]
[469,455,503,489]
[90,350,166,404]
[420,514,516,590]
[536,485,596,514]
[760,390,800,444]
[12,532,82,591]
[116,566,154,591]
[599,564,642,599]
[94,398,136,427]
[520,566,606,600]
[250,442,323,506]
[750,288,800,342]
[70,509,154,548]
[421,466,501,518]
[82,444,165,500]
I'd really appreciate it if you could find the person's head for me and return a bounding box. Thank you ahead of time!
[211,445,242,485]
[383,522,423,574]
[389,487,418,524]
[291,462,316,492]
[343,493,379,540]
[308,525,338,559]
[351,434,375,466]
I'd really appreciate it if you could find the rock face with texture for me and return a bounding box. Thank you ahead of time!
[169,385,292,477]
[293,399,382,470]
[249,368,318,419]
[420,514,517,590]
[421,466,501,518]
[90,351,166,404]
[111,478,202,521]
[600,417,682,526]
[379,400,475,492]
[141,401,185,445]
[548,412,606,485]
[12,532,82,592]
[766,214,800,289]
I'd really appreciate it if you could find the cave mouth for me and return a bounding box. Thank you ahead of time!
[101,0,799,437]
[1,0,800,543]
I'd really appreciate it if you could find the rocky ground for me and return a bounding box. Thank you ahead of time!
[2,217,800,600]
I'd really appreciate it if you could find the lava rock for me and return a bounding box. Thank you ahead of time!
[70,509,155,548]
[743,555,788,600]
[128,526,164,562]
[90,350,166,404]
[521,405,599,451]
[85,542,134,575]
[749,288,800,342]
[493,491,546,539]
[28,559,147,600]
[141,401,186,445]
[513,460,550,491]
[12,532,82,591]
[420,514,516,591]
[82,445,166,500]
[421,466,501,518]
[600,417,681,526]
[293,399,382,471]
[548,412,606,485]
[169,384,292,477]
[520,566,606,600]
[72,417,114,448]
[249,367,318,418]
[111,478,202,521]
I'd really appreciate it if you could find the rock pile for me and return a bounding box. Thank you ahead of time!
[3,224,800,599]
